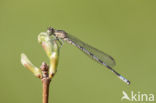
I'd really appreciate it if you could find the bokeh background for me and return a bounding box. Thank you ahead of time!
[0,0,156,103]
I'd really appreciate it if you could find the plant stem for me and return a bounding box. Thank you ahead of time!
[40,62,51,103]
[42,78,51,103]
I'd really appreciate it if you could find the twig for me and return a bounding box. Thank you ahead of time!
[41,62,51,103]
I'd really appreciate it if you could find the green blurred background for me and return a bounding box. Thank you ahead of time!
[0,0,156,103]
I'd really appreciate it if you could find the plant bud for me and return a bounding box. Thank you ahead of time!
[21,53,42,78]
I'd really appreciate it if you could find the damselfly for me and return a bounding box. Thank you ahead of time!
[47,27,130,85]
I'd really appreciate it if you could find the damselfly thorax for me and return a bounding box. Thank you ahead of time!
[54,30,67,39]
[49,29,76,45]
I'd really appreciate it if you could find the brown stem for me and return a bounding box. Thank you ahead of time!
[42,78,51,103]
[40,62,51,103]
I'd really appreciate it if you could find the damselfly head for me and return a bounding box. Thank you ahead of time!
[47,27,55,36]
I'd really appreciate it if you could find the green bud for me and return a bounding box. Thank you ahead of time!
[38,32,60,78]
[38,32,54,57]
[49,41,59,78]
[21,53,42,78]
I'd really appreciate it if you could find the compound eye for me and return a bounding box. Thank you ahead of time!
[47,27,55,36]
